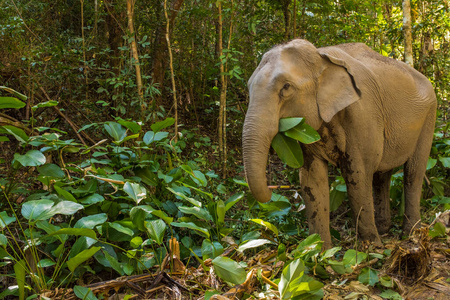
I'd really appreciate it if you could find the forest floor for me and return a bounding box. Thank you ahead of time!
[41,213,450,300]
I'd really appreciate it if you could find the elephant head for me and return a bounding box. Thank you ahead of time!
[243,39,364,203]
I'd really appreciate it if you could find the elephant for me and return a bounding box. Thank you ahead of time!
[243,39,437,248]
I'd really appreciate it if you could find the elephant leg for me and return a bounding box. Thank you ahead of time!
[373,170,393,234]
[403,114,435,236]
[300,157,332,248]
[342,162,382,245]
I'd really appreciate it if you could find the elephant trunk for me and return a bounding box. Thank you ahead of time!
[242,113,278,203]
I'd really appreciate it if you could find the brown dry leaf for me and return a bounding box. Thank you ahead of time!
[346,281,370,293]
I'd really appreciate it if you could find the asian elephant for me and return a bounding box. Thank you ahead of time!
[243,39,436,248]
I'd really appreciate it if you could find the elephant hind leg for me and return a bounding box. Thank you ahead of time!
[373,170,393,234]
[403,111,436,236]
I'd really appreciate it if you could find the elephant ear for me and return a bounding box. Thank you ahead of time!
[317,48,364,123]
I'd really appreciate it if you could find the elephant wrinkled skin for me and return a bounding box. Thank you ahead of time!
[242,39,437,248]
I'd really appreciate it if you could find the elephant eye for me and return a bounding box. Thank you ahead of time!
[279,83,292,98]
[283,83,290,90]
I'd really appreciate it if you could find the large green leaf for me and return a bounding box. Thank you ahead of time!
[39,201,83,220]
[74,213,108,229]
[21,200,54,221]
[224,192,244,211]
[284,122,321,144]
[145,219,166,245]
[73,285,98,300]
[109,222,134,236]
[0,211,16,228]
[212,256,246,285]
[37,163,65,178]
[271,133,303,168]
[151,118,175,133]
[171,221,210,238]
[279,259,306,299]
[104,122,126,143]
[250,218,279,235]
[123,182,147,204]
[237,239,274,252]
[167,187,202,207]
[53,185,77,202]
[2,125,29,143]
[143,131,169,145]
[0,86,27,101]
[178,206,212,221]
[14,150,45,167]
[279,117,305,132]
[201,239,224,259]
[358,267,379,286]
[0,97,25,109]
[67,246,101,272]
[47,228,97,240]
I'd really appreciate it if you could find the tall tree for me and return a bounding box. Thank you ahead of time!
[403,0,414,67]
[217,0,226,177]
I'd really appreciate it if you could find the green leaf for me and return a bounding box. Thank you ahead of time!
[426,158,437,170]
[0,211,16,228]
[358,267,379,286]
[178,206,212,221]
[104,122,126,143]
[201,239,224,259]
[32,100,58,111]
[284,122,321,144]
[117,119,141,134]
[250,218,279,235]
[14,260,26,300]
[123,182,147,204]
[224,192,244,211]
[39,200,83,220]
[271,133,303,168]
[143,131,169,145]
[0,86,27,101]
[379,289,402,300]
[73,285,98,300]
[237,239,274,252]
[67,246,101,272]
[0,97,25,109]
[151,118,175,132]
[212,256,246,285]
[279,117,305,132]
[74,213,108,229]
[79,193,104,205]
[279,259,306,299]
[167,187,202,207]
[343,249,367,266]
[0,234,7,247]
[429,221,446,238]
[216,200,225,224]
[14,150,45,167]
[21,199,54,221]
[37,258,56,268]
[130,236,143,249]
[2,125,29,143]
[109,222,134,236]
[54,185,77,202]
[171,222,210,238]
[47,228,97,240]
[438,156,450,168]
[37,163,65,178]
[145,219,166,245]
[0,136,10,142]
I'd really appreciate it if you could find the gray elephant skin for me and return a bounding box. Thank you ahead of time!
[242,39,437,248]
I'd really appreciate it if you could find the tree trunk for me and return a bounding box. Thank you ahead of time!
[151,0,185,105]
[402,0,414,67]
[281,0,291,40]
[127,0,144,116]
[292,0,296,38]
[217,1,226,177]
[164,0,178,142]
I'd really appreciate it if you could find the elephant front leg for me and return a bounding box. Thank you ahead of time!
[300,157,332,248]
[373,170,393,234]
[342,165,382,246]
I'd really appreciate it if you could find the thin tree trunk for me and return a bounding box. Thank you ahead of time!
[292,0,296,38]
[218,1,225,176]
[81,0,88,101]
[127,0,144,116]
[402,0,414,67]
[164,0,178,142]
